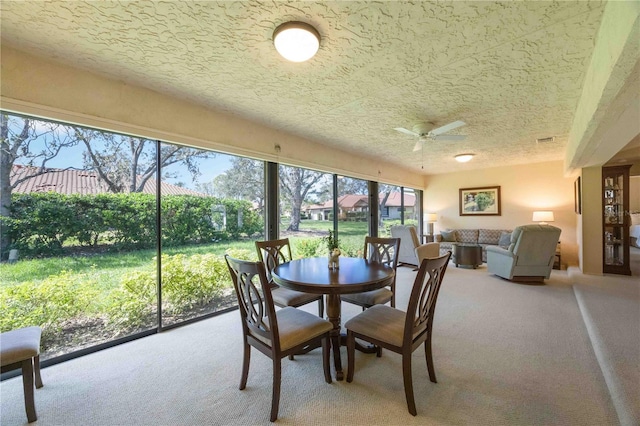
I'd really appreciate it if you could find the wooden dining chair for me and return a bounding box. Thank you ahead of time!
[341,236,400,309]
[225,255,333,422]
[345,252,452,416]
[256,238,324,317]
[0,326,44,423]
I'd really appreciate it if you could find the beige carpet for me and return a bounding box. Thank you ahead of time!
[2,260,636,426]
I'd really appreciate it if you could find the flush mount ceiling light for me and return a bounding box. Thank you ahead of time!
[273,21,320,62]
[455,153,475,163]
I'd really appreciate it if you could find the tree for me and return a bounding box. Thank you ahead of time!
[199,157,265,211]
[72,127,215,193]
[279,166,328,231]
[0,113,78,258]
[378,184,396,227]
[338,176,368,195]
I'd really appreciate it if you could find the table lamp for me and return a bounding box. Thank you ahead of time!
[425,213,438,236]
[532,211,554,225]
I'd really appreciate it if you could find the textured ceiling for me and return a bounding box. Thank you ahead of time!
[0,1,609,174]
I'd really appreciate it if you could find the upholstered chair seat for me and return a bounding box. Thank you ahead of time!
[0,326,44,423]
[345,252,452,416]
[225,256,332,422]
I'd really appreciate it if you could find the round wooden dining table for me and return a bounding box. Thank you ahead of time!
[272,256,395,380]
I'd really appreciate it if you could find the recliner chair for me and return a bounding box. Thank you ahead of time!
[486,224,561,282]
[390,225,439,267]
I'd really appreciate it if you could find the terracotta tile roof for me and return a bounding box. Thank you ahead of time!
[306,192,415,210]
[10,165,208,197]
[381,191,416,207]
[339,194,369,208]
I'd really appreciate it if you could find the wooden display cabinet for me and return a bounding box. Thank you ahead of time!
[602,165,631,275]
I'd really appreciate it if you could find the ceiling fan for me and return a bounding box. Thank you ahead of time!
[394,120,467,151]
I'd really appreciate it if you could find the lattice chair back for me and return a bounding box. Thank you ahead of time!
[364,236,400,270]
[225,255,280,351]
[406,252,451,342]
[255,238,293,282]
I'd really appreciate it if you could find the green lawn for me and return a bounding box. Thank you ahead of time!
[0,220,378,287]
[0,219,406,287]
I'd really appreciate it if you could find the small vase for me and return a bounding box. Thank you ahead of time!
[328,252,340,269]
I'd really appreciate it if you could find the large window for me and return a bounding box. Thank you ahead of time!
[0,113,160,360]
[337,176,369,256]
[377,185,420,237]
[160,150,264,327]
[0,111,422,367]
[0,112,266,362]
[278,164,332,257]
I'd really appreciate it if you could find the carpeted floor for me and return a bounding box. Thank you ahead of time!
[1,257,638,426]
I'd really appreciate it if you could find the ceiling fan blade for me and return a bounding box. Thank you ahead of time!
[431,120,466,136]
[413,140,422,151]
[432,134,467,141]
[394,127,420,137]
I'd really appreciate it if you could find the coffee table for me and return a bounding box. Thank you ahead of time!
[453,243,483,268]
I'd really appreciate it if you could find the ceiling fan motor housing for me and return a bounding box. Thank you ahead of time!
[413,123,435,137]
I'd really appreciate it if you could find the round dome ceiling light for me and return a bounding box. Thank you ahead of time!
[273,21,320,62]
[455,154,475,163]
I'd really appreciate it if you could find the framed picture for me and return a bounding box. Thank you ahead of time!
[459,186,501,216]
[574,177,581,214]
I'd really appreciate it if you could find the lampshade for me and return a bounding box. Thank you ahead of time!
[455,154,475,163]
[425,213,438,222]
[424,213,438,235]
[532,211,554,224]
[273,21,320,62]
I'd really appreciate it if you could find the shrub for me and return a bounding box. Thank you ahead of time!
[161,253,233,314]
[0,270,99,348]
[338,240,363,258]
[294,238,323,258]
[5,193,262,258]
[224,248,256,261]
[105,270,157,330]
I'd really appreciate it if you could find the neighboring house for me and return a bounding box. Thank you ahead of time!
[307,194,369,220]
[306,192,415,221]
[381,191,416,220]
[10,164,208,197]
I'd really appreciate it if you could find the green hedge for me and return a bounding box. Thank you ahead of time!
[0,249,256,348]
[3,193,263,257]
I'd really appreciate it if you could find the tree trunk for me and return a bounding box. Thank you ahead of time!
[287,193,303,231]
[378,192,391,228]
[0,152,13,259]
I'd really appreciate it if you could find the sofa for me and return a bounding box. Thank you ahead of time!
[390,225,440,267]
[435,228,512,263]
[487,224,561,282]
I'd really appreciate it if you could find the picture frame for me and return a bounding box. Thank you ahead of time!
[459,186,501,216]
[574,177,581,214]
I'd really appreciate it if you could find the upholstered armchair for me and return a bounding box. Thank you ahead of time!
[390,225,440,267]
[486,224,561,282]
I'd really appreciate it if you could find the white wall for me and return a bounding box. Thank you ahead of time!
[424,160,578,267]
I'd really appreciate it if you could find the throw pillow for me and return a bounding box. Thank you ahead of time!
[441,230,457,242]
[498,231,512,248]
[631,213,640,225]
